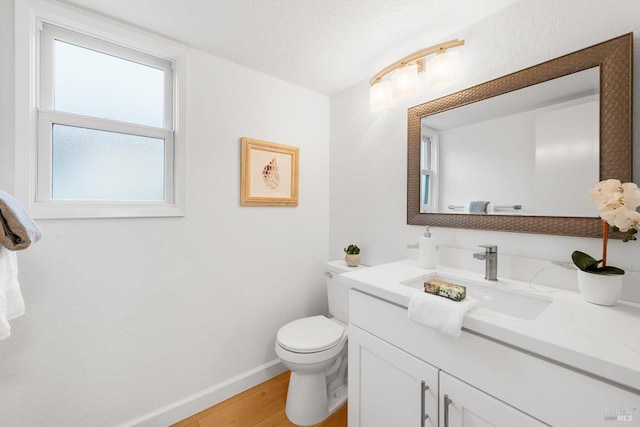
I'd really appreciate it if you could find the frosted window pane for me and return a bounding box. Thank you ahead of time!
[52,125,165,201]
[54,40,164,127]
[422,175,430,205]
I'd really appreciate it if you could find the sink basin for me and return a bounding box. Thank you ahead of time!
[401,273,552,320]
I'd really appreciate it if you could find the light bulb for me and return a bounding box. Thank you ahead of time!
[426,50,459,90]
[391,63,418,100]
[369,80,392,112]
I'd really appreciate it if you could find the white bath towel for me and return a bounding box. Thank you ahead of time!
[0,246,25,340]
[408,291,477,338]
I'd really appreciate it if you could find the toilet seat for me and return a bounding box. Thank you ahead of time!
[277,315,345,354]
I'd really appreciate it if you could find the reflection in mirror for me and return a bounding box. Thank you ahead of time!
[407,33,632,238]
[420,67,600,217]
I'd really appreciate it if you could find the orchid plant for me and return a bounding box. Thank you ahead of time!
[572,179,640,275]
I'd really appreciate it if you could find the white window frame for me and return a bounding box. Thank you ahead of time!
[15,0,186,218]
[420,126,439,213]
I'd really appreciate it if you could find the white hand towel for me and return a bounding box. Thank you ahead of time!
[0,246,24,340]
[408,291,477,338]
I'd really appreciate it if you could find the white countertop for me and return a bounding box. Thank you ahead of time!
[341,259,640,392]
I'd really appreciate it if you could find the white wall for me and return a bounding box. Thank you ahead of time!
[0,2,330,425]
[439,111,536,213]
[437,96,598,216]
[330,0,640,284]
[0,1,14,188]
[534,98,600,216]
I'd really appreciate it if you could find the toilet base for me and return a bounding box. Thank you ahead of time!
[327,382,348,416]
[284,371,348,426]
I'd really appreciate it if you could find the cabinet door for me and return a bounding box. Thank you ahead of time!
[439,372,548,427]
[349,324,439,427]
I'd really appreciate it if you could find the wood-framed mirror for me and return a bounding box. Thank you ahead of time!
[407,33,633,238]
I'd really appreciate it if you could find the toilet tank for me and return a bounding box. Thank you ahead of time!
[326,260,367,323]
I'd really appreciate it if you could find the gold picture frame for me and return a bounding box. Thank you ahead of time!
[241,137,299,206]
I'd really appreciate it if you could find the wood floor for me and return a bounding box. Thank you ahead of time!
[171,371,347,427]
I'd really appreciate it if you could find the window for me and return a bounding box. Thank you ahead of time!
[15,0,185,218]
[420,128,439,213]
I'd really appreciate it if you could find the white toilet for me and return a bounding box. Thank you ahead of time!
[275,260,366,426]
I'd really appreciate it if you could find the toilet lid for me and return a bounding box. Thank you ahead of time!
[277,315,345,353]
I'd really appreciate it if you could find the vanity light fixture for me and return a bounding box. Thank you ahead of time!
[390,63,419,100]
[369,39,464,111]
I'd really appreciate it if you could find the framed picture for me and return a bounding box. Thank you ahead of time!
[241,137,299,206]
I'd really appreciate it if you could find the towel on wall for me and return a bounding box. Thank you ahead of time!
[408,291,478,338]
[468,201,489,214]
[0,191,42,251]
[0,246,25,340]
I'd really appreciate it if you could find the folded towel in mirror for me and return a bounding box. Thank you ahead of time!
[0,191,41,251]
[468,201,489,213]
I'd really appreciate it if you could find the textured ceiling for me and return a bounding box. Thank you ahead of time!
[57,0,518,95]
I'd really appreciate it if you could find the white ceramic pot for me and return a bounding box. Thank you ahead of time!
[577,270,623,306]
[345,254,360,267]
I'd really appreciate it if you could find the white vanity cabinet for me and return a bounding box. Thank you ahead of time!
[349,325,439,427]
[348,323,545,427]
[348,288,640,427]
[439,372,546,427]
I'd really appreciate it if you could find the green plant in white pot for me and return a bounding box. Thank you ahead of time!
[344,244,361,267]
[572,179,640,306]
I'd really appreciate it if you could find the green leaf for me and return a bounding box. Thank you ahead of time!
[344,244,360,254]
[587,266,625,275]
[573,250,626,274]
[571,250,600,271]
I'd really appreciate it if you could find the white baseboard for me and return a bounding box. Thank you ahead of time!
[117,359,286,427]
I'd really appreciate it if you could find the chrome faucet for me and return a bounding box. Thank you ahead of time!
[473,245,498,281]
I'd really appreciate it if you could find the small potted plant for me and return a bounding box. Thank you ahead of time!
[572,179,640,306]
[344,244,361,267]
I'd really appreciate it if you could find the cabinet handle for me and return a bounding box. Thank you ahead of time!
[324,271,333,278]
[421,381,430,426]
[443,394,452,427]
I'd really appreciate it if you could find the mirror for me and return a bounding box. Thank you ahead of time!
[407,33,632,238]
[422,67,600,217]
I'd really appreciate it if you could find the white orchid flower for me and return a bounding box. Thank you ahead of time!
[612,207,640,232]
[589,179,621,207]
[598,207,616,226]
[605,192,625,209]
[590,179,640,210]
[583,180,639,269]
[581,180,638,270]
[620,182,640,208]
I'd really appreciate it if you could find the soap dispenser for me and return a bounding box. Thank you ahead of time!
[418,226,437,269]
